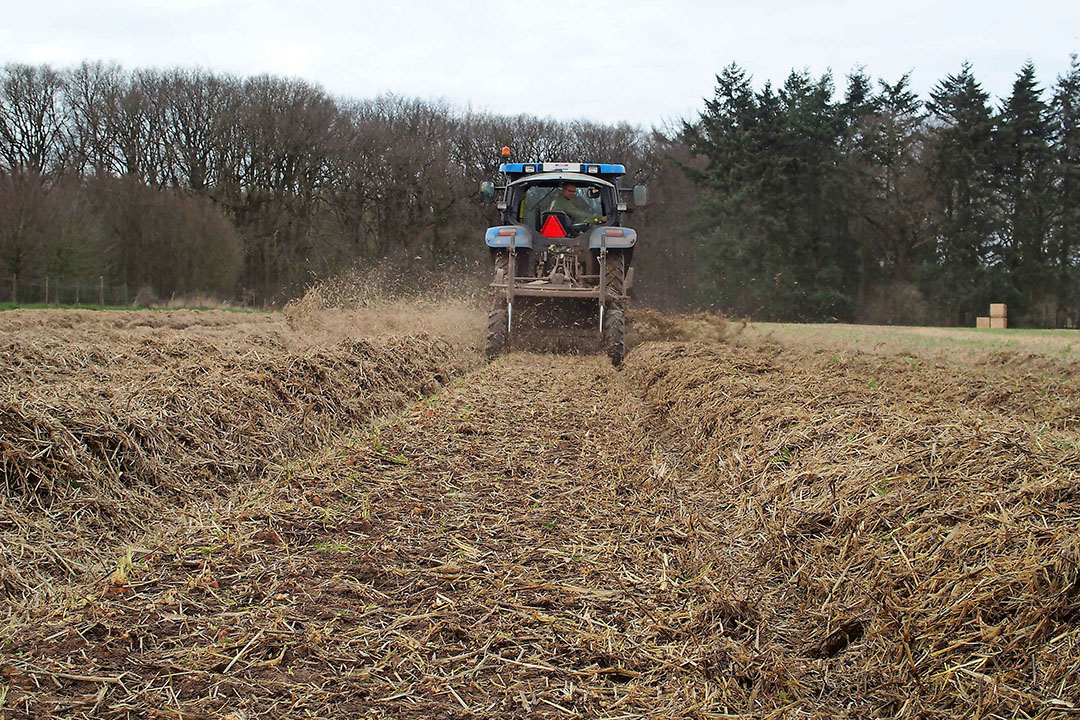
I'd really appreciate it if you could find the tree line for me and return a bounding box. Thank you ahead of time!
[0,62,681,305]
[682,58,1080,327]
[1,58,1077,324]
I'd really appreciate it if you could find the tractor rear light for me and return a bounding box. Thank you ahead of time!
[497,228,516,236]
[604,229,625,237]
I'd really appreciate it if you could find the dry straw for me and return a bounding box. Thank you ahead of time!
[623,339,1080,716]
[2,307,1078,718]
[1,309,472,616]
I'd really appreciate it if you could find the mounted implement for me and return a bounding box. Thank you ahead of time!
[479,151,647,365]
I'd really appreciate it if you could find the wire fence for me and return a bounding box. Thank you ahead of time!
[6,277,138,306]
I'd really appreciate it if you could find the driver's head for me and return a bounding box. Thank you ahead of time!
[561,182,577,200]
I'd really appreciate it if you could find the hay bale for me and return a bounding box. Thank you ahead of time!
[990,317,1008,329]
[990,303,1008,318]
[976,316,991,328]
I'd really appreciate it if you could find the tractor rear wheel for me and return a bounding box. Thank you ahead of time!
[486,306,508,360]
[487,250,511,360]
[604,249,628,307]
[604,308,625,366]
[602,249,628,366]
[492,249,509,279]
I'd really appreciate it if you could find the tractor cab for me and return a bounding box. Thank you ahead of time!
[511,173,610,239]
[491,163,635,232]
[478,158,648,365]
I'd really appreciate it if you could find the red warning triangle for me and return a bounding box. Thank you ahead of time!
[540,214,566,238]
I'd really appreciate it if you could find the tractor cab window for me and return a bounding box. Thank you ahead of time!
[517,184,605,228]
[577,187,604,217]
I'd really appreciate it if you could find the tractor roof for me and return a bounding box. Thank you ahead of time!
[500,162,625,175]
[507,171,615,188]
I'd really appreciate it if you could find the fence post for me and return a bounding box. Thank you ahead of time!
[11,274,15,304]
[76,282,80,305]
[45,277,49,305]
[99,276,104,306]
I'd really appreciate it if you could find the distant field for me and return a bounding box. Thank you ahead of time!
[0,302,256,312]
[739,320,1080,366]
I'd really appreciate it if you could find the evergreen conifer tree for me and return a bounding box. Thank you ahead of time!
[925,62,996,323]
[995,61,1054,323]
[1051,54,1080,326]
[848,73,933,322]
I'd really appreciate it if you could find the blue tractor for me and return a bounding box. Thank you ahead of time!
[479,155,647,365]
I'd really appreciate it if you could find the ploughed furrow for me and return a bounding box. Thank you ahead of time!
[4,352,737,719]
[624,341,1080,717]
[0,328,468,614]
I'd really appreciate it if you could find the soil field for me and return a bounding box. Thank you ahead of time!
[2,309,1078,719]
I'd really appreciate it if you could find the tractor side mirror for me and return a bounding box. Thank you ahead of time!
[479,181,496,204]
[632,184,648,207]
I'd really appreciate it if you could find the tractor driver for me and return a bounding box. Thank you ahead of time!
[547,182,606,225]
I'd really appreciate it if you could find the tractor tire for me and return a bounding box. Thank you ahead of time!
[487,250,510,361]
[486,307,508,360]
[604,308,625,366]
[493,249,509,278]
[604,249,628,307]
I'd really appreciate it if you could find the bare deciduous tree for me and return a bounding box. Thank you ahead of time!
[0,64,67,177]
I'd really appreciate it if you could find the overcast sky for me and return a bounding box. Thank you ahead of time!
[3,0,1079,127]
